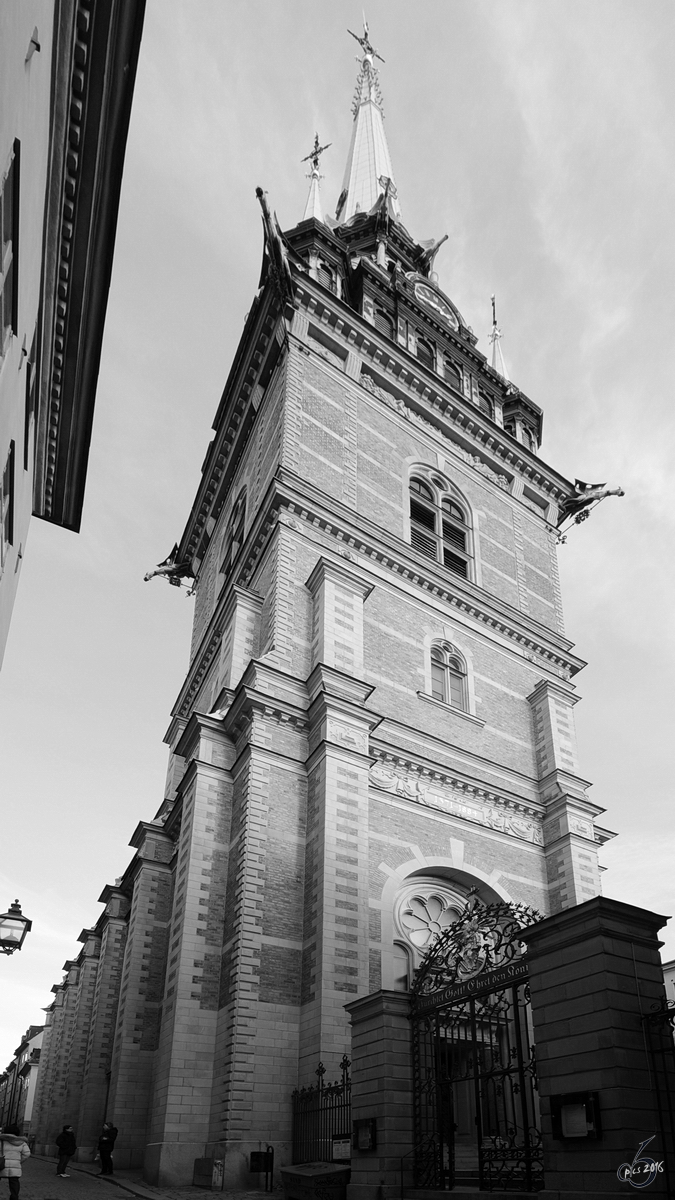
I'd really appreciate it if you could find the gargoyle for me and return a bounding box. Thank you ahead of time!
[557,480,625,527]
[144,544,194,587]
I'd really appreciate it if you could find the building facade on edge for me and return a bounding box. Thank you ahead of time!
[0,0,145,668]
[0,1026,43,1136]
[31,31,615,1187]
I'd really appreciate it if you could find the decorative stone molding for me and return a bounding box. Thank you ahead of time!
[370,759,544,846]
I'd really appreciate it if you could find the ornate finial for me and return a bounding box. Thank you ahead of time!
[349,20,385,115]
[302,133,332,174]
[488,294,510,382]
[348,19,385,64]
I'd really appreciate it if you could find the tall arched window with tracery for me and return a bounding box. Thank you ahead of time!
[430,641,468,711]
[409,476,473,579]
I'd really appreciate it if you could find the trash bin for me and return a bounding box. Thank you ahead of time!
[280,1161,351,1200]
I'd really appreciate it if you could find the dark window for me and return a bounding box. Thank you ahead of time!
[1,142,19,355]
[374,308,394,339]
[444,359,462,391]
[317,260,338,295]
[1,440,15,564]
[430,644,467,711]
[409,477,472,579]
[416,336,434,370]
[220,489,246,578]
[478,392,493,418]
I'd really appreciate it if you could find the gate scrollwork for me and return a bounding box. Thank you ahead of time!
[410,892,544,1193]
[412,889,540,999]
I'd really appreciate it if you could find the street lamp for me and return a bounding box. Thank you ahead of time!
[0,900,31,955]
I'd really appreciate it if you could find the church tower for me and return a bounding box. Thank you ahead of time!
[32,26,614,1188]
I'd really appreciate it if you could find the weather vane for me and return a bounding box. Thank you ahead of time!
[301,133,331,173]
[348,19,384,63]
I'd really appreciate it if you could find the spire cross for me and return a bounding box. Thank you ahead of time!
[348,19,384,64]
[301,133,331,175]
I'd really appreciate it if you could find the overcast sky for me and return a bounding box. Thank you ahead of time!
[1,0,673,1067]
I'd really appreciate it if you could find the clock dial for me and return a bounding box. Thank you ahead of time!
[414,281,459,330]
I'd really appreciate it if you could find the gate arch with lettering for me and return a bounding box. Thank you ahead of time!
[410,893,544,1192]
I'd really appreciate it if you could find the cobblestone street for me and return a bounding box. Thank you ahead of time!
[14,1157,274,1200]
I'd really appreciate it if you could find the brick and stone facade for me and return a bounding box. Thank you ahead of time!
[30,38,617,1189]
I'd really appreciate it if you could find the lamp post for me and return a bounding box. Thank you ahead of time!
[0,900,31,955]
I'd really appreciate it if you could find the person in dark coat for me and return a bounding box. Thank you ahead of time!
[97,1124,118,1176]
[55,1125,77,1177]
[0,1125,30,1198]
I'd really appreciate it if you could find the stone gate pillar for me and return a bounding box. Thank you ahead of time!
[522,896,672,1197]
[344,990,413,1200]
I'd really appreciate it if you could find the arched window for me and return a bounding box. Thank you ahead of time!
[416,336,434,370]
[430,642,467,711]
[374,308,394,339]
[444,359,462,392]
[521,424,537,452]
[478,392,493,419]
[409,477,472,579]
[220,489,246,577]
[317,260,338,295]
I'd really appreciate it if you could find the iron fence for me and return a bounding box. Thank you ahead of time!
[291,1056,351,1164]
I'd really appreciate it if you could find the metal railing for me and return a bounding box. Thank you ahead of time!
[291,1056,351,1164]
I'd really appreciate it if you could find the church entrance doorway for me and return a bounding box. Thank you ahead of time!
[411,895,543,1192]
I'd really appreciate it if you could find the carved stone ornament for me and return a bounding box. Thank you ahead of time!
[370,761,544,845]
[412,892,541,998]
[327,719,369,753]
[359,374,511,493]
[395,881,465,951]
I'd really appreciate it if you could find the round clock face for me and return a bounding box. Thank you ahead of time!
[414,281,459,330]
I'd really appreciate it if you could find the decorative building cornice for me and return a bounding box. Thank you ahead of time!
[369,751,544,846]
[34,0,146,529]
[292,280,565,505]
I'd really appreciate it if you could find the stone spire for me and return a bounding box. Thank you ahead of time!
[489,294,510,381]
[335,22,401,225]
[301,133,331,223]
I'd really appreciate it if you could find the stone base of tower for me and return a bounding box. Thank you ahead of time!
[143,1137,293,1189]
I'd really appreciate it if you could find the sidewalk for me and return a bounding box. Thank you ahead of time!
[29,1156,274,1200]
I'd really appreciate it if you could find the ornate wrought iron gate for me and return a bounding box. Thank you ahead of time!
[411,895,543,1192]
[291,1056,351,1164]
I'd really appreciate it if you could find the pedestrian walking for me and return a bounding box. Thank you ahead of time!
[55,1125,77,1177]
[0,1124,30,1199]
[96,1124,118,1176]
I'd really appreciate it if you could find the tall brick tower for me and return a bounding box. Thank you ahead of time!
[32,24,615,1189]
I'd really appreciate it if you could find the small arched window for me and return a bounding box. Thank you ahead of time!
[478,392,493,419]
[220,489,246,577]
[374,308,394,339]
[444,359,462,392]
[430,643,467,711]
[317,260,338,295]
[416,336,434,370]
[409,477,472,579]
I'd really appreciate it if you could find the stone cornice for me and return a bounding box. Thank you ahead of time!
[34,0,146,529]
[172,473,583,729]
[173,248,574,585]
[292,278,568,504]
[177,294,286,567]
[369,745,544,822]
[271,472,583,677]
